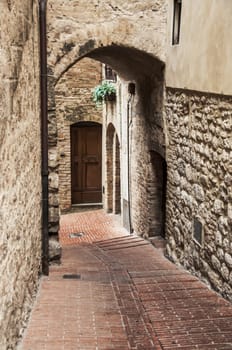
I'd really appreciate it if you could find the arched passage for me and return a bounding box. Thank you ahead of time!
[47,42,166,251]
[106,123,121,214]
[55,57,102,211]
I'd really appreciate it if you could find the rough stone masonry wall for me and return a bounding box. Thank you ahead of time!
[166,88,232,301]
[130,77,166,238]
[0,1,41,349]
[130,107,153,237]
[55,58,102,211]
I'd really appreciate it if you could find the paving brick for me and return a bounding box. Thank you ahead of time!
[19,209,232,350]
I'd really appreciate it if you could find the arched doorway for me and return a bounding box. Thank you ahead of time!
[149,151,167,238]
[106,123,121,214]
[71,121,102,205]
[55,57,103,212]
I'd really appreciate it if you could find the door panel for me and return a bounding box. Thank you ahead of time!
[71,123,102,204]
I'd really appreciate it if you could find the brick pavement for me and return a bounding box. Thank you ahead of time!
[18,209,232,350]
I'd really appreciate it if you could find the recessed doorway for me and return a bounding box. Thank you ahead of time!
[71,122,102,205]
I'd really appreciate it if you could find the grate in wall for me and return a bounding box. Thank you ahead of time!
[63,274,81,280]
[69,232,85,238]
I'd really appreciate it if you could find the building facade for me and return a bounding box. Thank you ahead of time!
[0,0,231,348]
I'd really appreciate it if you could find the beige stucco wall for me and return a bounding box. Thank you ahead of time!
[166,0,232,95]
[0,2,41,348]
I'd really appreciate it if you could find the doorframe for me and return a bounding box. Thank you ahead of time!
[70,121,103,206]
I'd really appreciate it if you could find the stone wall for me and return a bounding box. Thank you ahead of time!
[165,88,232,301]
[46,0,232,303]
[129,76,166,238]
[105,121,121,214]
[47,0,167,80]
[0,1,41,349]
[103,75,166,238]
[55,58,102,211]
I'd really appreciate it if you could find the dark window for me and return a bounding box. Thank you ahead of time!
[104,65,117,82]
[172,0,182,45]
[193,218,203,246]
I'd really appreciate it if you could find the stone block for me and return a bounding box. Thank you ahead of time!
[225,253,232,269]
[49,237,61,261]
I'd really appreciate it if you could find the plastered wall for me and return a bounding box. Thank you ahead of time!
[166,0,232,95]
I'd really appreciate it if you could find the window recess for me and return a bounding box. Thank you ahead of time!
[104,65,117,82]
[172,0,182,45]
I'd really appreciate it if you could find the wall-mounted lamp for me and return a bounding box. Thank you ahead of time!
[128,82,136,95]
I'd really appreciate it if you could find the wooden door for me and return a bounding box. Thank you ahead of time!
[71,123,102,204]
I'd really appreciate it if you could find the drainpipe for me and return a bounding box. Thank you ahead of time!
[127,82,136,234]
[39,0,49,275]
[127,96,132,234]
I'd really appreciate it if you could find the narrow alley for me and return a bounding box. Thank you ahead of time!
[19,209,232,350]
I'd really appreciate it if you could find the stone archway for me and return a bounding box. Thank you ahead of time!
[46,1,167,246]
[47,1,167,82]
[48,46,166,240]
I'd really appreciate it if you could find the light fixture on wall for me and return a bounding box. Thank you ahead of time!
[127,82,135,234]
[128,82,136,95]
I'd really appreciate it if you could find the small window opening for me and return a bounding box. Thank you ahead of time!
[193,218,204,246]
[104,65,117,82]
[7,0,12,10]
[172,0,182,45]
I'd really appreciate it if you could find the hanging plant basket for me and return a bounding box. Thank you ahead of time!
[93,80,116,106]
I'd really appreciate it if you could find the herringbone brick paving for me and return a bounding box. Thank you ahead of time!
[19,209,232,350]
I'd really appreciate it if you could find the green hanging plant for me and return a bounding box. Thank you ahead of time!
[93,80,116,106]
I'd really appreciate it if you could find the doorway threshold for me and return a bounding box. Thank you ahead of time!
[72,203,103,207]
[69,203,103,213]
[149,235,166,253]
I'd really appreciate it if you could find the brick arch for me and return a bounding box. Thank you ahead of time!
[106,123,121,214]
[55,57,103,211]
